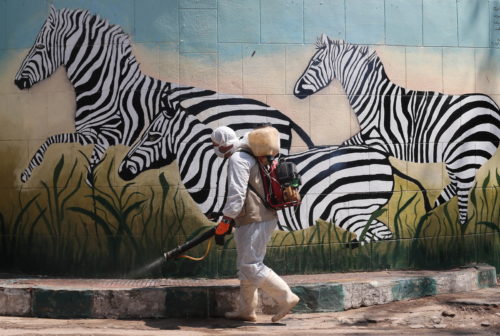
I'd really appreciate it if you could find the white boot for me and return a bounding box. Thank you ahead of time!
[225,280,258,322]
[260,270,299,322]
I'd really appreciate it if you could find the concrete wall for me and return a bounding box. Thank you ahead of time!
[0,0,498,277]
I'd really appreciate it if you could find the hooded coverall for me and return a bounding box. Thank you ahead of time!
[211,126,299,322]
[222,148,278,284]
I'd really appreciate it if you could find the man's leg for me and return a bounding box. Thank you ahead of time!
[234,219,299,322]
[225,219,277,321]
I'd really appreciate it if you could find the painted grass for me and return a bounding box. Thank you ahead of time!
[0,156,498,277]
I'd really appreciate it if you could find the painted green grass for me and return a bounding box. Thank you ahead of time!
[0,154,195,277]
[0,156,498,277]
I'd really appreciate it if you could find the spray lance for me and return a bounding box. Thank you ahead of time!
[163,214,232,261]
[163,227,216,261]
[130,222,223,278]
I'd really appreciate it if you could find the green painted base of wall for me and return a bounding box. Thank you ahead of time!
[1,232,498,278]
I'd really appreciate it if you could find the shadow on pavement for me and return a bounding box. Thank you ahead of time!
[144,317,283,330]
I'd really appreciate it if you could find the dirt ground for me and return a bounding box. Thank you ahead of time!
[0,286,499,336]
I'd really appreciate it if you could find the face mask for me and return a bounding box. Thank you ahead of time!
[214,138,240,158]
[214,146,226,158]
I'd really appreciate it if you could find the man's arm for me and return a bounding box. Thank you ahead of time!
[214,152,254,245]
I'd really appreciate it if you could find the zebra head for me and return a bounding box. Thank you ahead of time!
[118,108,176,181]
[294,34,336,99]
[14,5,66,90]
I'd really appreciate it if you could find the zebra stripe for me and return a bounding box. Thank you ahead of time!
[14,6,313,185]
[294,35,500,224]
[119,108,395,243]
[166,83,314,154]
[278,146,394,241]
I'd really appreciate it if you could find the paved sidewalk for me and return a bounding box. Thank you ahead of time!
[0,264,496,319]
[1,286,500,335]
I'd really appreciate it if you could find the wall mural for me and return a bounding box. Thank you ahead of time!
[2,4,499,277]
[14,6,313,187]
[295,35,500,225]
[120,102,396,243]
[15,6,433,244]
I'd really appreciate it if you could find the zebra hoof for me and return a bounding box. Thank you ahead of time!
[85,177,94,187]
[85,171,95,187]
[20,172,29,183]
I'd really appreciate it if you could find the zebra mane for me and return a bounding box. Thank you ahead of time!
[315,36,351,50]
[359,45,382,65]
[52,7,138,66]
[55,7,133,45]
[326,38,381,63]
[321,38,386,77]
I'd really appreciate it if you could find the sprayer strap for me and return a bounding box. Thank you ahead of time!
[247,183,270,208]
[237,149,271,208]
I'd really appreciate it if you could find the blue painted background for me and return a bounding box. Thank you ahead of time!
[0,0,496,70]
[0,0,496,60]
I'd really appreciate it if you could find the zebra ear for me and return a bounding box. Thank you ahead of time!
[48,4,57,26]
[321,33,329,46]
[49,4,57,18]
[316,33,330,49]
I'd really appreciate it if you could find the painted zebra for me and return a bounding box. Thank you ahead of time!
[14,6,313,185]
[165,82,313,155]
[294,34,500,224]
[118,101,396,243]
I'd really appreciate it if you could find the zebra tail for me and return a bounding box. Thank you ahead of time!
[392,166,432,212]
[289,118,315,149]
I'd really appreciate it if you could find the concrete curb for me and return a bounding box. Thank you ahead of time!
[0,265,496,319]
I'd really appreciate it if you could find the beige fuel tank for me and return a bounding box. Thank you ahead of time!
[248,126,280,157]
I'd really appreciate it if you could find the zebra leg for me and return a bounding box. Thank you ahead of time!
[21,132,97,183]
[369,220,393,241]
[454,153,492,224]
[341,215,393,245]
[435,178,473,224]
[454,161,483,224]
[456,180,476,225]
[434,181,457,209]
[437,166,478,224]
[345,220,393,248]
[85,138,110,186]
[434,163,460,210]
[392,167,432,212]
[357,219,393,244]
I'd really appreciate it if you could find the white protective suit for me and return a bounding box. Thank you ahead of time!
[223,149,277,284]
[211,126,299,322]
[211,127,277,284]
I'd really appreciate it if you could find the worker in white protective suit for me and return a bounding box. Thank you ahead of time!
[211,125,299,323]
